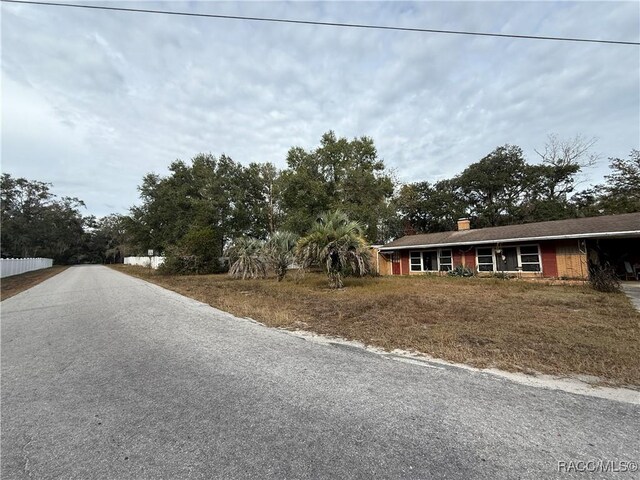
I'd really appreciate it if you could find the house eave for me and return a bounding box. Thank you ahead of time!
[379,230,640,251]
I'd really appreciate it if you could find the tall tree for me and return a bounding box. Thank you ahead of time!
[128,153,275,258]
[90,214,133,263]
[454,145,529,227]
[523,134,598,221]
[597,149,640,214]
[242,162,282,236]
[1,173,86,262]
[571,187,605,218]
[280,132,395,241]
[393,179,466,233]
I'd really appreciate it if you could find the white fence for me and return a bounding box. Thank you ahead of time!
[124,256,166,269]
[0,258,54,278]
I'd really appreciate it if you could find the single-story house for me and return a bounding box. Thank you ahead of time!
[374,212,640,280]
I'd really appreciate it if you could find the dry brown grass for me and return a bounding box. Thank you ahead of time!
[1,266,69,301]
[112,265,640,387]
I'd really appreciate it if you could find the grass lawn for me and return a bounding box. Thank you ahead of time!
[1,266,69,301]
[112,265,640,387]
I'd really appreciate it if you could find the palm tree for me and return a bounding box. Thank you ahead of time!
[297,211,370,288]
[225,237,266,279]
[264,231,299,281]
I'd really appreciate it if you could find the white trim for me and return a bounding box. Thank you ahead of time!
[439,248,453,271]
[474,244,542,274]
[379,230,640,251]
[475,246,495,272]
[409,248,453,272]
[409,251,424,272]
[518,244,542,273]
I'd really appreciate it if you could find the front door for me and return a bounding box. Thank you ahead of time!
[496,247,518,272]
[392,252,401,275]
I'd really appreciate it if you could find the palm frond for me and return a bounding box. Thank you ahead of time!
[296,210,371,288]
[264,231,299,281]
[225,237,267,279]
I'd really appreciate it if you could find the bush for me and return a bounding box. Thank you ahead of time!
[158,227,227,275]
[158,251,226,275]
[225,237,267,279]
[296,211,370,289]
[589,263,621,293]
[264,231,298,281]
[447,265,475,277]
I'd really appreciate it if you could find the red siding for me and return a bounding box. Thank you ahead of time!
[464,250,476,270]
[540,242,558,278]
[453,250,463,267]
[401,251,410,275]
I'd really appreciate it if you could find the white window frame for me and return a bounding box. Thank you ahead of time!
[475,244,543,273]
[438,249,453,272]
[409,251,423,272]
[409,249,452,272]
[517,244,542,273]
[476,247,495,272]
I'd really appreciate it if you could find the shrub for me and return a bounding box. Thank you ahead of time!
[158,249,227,275]
[447,265,475,277]
[589,263,621,293]
[264,231,299,281]
[158,227,226,275]
[296,211,370,289]
[225,237,267,279]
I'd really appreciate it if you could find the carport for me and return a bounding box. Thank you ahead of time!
[587,237,640,280]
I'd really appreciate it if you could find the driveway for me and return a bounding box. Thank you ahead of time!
[622,281,640,312]
[2,266,638,479]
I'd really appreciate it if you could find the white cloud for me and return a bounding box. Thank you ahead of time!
[2,0,638,216]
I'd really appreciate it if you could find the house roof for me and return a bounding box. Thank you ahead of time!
[380,212,640,250]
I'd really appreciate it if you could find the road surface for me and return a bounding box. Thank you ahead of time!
[2,266,638,479]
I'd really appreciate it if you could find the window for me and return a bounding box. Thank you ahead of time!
[422,251,437,271]
[476,245,542,273]
[409,250,444,272]
[439,249,453,271]
[519,245,541,272]
[410,252,422,272]
[476,247,494,272]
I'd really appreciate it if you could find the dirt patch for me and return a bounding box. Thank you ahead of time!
[1,266,69,301]
[112,265,640,387]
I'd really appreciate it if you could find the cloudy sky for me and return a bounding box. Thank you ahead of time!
[2,0,639,217]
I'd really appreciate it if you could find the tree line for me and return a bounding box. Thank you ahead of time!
[1,132,638,267]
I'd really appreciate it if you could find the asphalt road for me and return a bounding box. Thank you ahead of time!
[2,266,638,479]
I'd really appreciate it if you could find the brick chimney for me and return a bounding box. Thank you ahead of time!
[457,218,471,231]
